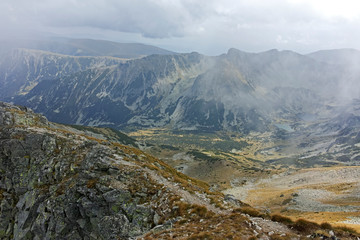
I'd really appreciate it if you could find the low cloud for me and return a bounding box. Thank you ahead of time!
[1,0,213,38]
[1,0,360,54]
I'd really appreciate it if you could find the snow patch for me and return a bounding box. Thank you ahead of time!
[96,90,110,98]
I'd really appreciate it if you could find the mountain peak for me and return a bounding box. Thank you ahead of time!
[226,48,250,55]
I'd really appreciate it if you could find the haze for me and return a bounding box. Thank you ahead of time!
[2,0,360,55]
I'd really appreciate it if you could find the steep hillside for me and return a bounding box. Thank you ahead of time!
[0,101,225,239]
[0,48,123,98]
[13,52,208,127]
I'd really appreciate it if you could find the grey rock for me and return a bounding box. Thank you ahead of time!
[224,194,244,207]
[153,212,161,225]
[99,214,131,239]
[0,102,163,239]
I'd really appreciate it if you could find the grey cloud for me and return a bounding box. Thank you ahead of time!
[1,0,360,55]
[1,0,213,39]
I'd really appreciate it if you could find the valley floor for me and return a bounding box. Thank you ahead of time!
[223,166,360,232]
[129,127,360,234]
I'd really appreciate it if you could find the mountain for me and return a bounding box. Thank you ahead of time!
[307,49,360,102]
[0,102,356,239]
[11,52,208,128]
[0,38,175,59]
[4,46,360,172]
[7,48,356,133]
[307,48,360,66]
[2,44,360,162]
[0,48,123,98]
[2,42,360,236]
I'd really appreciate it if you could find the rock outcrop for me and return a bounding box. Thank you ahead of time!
[0,102,158,238]
[0,102,223,239]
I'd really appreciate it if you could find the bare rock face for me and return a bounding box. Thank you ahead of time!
[0,102,166,239]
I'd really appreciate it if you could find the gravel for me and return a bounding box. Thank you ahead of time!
[342,217,360,225]
[287,189,360,212]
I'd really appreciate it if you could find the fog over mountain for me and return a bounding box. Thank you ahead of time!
[1,43,359,134]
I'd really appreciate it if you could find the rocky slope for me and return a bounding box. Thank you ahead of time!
[2,102,358,239]
[0,102,269,239]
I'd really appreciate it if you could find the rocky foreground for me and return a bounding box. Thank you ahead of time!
[0,102,358,239]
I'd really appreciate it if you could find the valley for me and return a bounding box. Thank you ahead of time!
[1,37,360,238]
[126,105,360,230]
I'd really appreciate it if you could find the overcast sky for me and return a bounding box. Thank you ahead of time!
[2,0,360,55]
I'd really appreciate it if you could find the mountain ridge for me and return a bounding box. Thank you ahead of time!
[0,48,124,99]
[6,46,356,133]
[0,37,175,59]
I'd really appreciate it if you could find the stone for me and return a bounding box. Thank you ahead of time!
[154,212,161,225]
[224,194,244,207]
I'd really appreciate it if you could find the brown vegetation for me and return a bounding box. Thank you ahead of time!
[233,206,266,218]
[86,178,98,188]
[271,214,294,225]
[320,222,332,229]
[269,213,359,238]
[143,213,254,239]
[292,218,320,233]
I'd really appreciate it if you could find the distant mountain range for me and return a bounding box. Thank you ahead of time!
[1,38,360,136]
[0,48,124,99]
[0,37,175,59]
